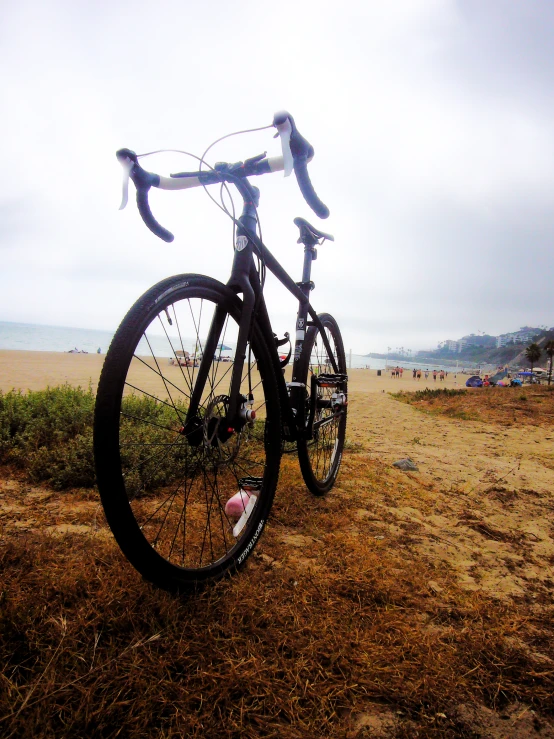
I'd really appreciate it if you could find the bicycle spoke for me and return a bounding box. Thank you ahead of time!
[297,315,346,495]
[95,277,280,585]
[130,355,192,404]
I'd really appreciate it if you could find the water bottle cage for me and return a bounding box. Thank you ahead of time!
[274,332,292,368]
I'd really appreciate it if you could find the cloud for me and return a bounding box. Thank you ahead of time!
[0,0,553,354]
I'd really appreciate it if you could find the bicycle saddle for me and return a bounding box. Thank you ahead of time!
[294,217,334,246]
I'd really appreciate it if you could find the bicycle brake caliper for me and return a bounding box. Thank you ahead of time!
[237,394,256,429]
[306,373,348,439]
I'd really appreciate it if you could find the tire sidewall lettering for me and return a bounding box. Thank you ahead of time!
[154,281,190,305]
[237,519,265,565]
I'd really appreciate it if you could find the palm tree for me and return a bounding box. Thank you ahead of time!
[544,340,554,385]
[525,343,542,373]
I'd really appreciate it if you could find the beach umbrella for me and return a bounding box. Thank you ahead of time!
[217,344,232,351]
[490,369,508,384]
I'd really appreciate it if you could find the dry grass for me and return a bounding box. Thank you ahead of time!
[394,385,554,426]
[1,481,553,737]
[1,388,554,737]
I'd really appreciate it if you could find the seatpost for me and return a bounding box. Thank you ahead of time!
[296,222,318,291]
[301,243,316,294]
[290,233,318,398]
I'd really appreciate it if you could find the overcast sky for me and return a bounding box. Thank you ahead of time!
[1,0,553,354]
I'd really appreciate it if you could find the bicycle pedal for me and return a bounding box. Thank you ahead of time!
[314,373,348,387]
[238,476,263,492]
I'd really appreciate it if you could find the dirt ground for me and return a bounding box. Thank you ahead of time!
[345,386,554,601]
[1,356,553,737]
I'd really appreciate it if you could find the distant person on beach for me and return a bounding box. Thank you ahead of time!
[439,370,445,381]
[413,368,416,378]
[425,370,429,379]
[97,347,101,354]
[417,370,421,380]
[433,370,437,381]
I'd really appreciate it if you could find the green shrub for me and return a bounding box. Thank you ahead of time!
[0,385,95,457]
[24,431,96,489]
[0,385,191,492]
[410,388,467,401]
[117,395,191,497]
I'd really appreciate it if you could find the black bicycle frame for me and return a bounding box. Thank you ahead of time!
[187,176,338,442]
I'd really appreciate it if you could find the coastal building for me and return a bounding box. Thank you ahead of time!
[496,327,541,348]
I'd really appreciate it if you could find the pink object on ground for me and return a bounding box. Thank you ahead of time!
[225,490,254,518]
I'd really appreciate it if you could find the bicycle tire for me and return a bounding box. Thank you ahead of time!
[296,313,347,495]
[94,274,281,591]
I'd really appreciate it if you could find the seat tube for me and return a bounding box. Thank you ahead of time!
[291,244,316,383]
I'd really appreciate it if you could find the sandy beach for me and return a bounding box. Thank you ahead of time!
[0,350,107,394]
[0,349,470,395]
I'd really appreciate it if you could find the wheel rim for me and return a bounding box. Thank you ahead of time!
[305,326,346,485]
[107,290,272,573]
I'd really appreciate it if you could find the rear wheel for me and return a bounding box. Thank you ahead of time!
[94,274,281,590]
[296,313,347,495]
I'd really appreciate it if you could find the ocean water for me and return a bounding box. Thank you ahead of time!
[0,321,116,355]
[0,321,463,371]
[0,321,196,359]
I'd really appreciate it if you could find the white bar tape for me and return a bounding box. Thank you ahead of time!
[155,154,300,191]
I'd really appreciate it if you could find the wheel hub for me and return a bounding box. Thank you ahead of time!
[203,395,240,465]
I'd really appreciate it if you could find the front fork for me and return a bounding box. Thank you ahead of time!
[184,183,260,443]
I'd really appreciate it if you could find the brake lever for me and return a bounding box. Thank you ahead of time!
[118,155,134,210]
[273,116,294,177]
[115,148,174,242]
[272,111,329,219]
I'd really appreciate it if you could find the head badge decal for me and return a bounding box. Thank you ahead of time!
[235,235,248,252]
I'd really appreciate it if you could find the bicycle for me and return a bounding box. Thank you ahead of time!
[93,112,348,591]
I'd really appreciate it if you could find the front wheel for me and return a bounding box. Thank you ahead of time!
[296,313,347,495]
[94,274,281,591]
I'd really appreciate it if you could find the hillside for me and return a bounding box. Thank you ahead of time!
[418,329,554,369]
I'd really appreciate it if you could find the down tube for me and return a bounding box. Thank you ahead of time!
[248,230,339,374]
[251,273,298,438]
